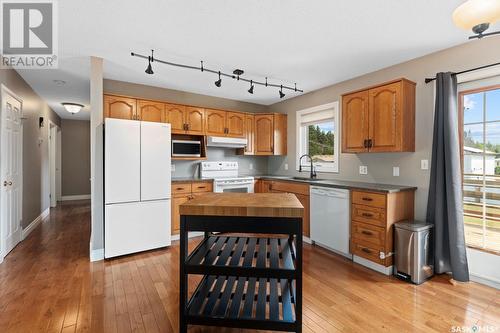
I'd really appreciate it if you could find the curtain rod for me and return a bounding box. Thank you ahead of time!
[425,61,500,84]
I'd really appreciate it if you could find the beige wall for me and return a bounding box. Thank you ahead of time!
[0,68,61,228]
[268,36,500,221]
[103,79,269,113]
[61,119,90,196]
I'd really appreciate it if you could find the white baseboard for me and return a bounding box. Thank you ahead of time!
[171,232,204,241]
[61,194,91,201]
[470,273,500,290]
[353,255,394,276]
[22,207,50,240]
[90,248,104,262]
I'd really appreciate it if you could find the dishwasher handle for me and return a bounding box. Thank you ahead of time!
[311,186,349,198]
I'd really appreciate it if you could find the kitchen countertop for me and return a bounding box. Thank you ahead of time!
[255,175,417,193]
[171,177,214,182]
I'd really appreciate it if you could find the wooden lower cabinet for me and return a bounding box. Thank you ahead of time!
[350,189,415,267]
[255,179,310,237]
[171,180,212,234]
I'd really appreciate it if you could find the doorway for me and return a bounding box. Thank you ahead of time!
[0,85,23,262]
[49,121,61,207]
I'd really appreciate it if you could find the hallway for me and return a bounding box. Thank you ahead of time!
[0,201,499,333]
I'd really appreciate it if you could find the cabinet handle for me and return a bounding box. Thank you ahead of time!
[362,213,374,218]
[196,186,206,189]
[368,139,373,148]
[361,230,373,236]
[361,247,372,254]
[363,139,368,148]
[361,197,373,202]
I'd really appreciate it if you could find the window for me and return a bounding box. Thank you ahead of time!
[296,102,339,173]
[460,85,500,254]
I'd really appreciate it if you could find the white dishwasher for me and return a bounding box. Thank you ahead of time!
[310,186,352,258]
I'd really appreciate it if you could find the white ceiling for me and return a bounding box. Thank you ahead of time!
[16,0,499,120]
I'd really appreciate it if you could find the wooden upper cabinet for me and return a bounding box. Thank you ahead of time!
[205,109,226,136]
[104,95,137,120]
[137,100,165,123]
[242,114,255,155]
[255,114,274,155]
[273,113,287,155]
[342,91,369,153]
[165,104,186,133]
[226,112,245,138]
[341,78,415,153]
[185,107,205,135]
[369,82,400,152]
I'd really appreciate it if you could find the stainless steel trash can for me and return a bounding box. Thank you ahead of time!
[394,221,434,284]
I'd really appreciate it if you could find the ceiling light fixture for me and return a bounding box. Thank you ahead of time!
[145,50,154,74]
[279,85,285,99]
[62,102,84,114]
[130,50,303,99]
[248,80,254,94]
[453,0,500,39]
[215,71,222,87]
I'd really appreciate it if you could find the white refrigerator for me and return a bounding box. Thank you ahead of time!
[104,118,171,258]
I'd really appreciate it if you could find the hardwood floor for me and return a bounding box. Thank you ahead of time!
[0,200,499,332]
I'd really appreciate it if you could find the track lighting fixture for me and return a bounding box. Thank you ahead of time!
[248,80,254,94]
[145,50,154,74]
[215,71,222,87]
[131,50,303,99]
[279,85,285,99]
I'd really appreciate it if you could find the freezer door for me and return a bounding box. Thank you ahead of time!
[105,119,141,204]
[141,122,171,200]
[104,200,171,258]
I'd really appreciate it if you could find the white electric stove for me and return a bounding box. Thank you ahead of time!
[200,161,254,193]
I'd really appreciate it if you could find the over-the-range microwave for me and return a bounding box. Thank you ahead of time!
[172,139,201,157]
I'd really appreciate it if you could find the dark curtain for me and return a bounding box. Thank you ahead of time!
[426,72,469,282]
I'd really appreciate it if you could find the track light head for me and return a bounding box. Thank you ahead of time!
[248,80,254,94]
[279,85,285,99]
[215,71,222,87]
[145,56,154,74]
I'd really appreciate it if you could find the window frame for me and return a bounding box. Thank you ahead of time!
[295,101,339,173]
[459,83,500,255]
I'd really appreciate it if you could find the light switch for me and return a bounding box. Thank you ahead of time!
[359,166,368,175]
[421,159,429,170]
[393,166,400,177]
[284,163,289,171]
[171,164,175,172]
[249,163,253,170]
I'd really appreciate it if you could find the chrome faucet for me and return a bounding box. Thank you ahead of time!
[298,154,317,179]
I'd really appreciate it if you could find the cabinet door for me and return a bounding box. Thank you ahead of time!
[226,111,245,138]
[137,100,165,123]
[205,109,226,136]
[254,114,274,155]
[296,194,310,237]
[368,82,401,152]
[186,107,205,135]
[172,195,190,234]
[342,91,369,153]
[243,114,255,154]
[104,95,137,120]
[165,103,186,133]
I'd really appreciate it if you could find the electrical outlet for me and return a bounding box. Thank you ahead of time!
[359,166,368,175]
[421,159,429,170]
[249,163,253,170]
[171,164,175,172]
[393,166,400,177]
[284,163,289,171]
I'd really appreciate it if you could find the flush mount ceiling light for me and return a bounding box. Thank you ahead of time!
[453,0,500,39]
[130,50,303,99]
[62,102,84,114]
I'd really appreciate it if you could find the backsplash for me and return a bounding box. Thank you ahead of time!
[172,148,269,178]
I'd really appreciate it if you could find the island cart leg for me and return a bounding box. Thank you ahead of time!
[179,215,188,333]
[295,216,303,333]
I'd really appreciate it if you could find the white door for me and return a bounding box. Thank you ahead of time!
[104,118,140,204]
[1,87,23,258]
[141,121,171,201]
[49,123,59,207]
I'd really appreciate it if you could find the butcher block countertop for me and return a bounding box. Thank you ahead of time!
[179,193,304,218]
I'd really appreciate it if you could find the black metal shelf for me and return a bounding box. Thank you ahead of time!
[186,236,297,278]
[186,275,297,332]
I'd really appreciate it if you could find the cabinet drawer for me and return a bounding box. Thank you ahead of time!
[351,221,385,246]
[351,239,384,265]
[192,181,213,193]
[172,183,192,195]
[352,204,386,227]
[352,191,386,208]
[270,180,309,195]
